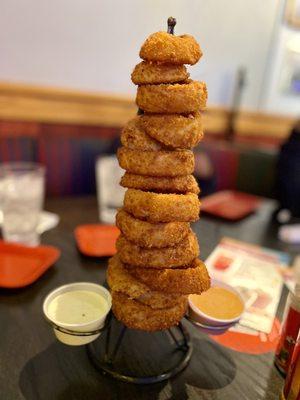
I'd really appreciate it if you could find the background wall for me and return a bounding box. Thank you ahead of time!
[0,0,285,112]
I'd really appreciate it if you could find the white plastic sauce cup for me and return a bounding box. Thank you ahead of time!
[43,282,112,346]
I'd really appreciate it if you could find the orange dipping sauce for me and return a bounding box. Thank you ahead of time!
[190,287,244,320]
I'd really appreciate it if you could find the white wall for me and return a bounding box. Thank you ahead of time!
[0,0,282,112]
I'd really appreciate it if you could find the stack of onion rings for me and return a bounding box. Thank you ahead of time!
[107,24,211,331]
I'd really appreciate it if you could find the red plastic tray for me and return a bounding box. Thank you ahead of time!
[74,224,120,257]
[0,240,60,288]
[201,190,261,220]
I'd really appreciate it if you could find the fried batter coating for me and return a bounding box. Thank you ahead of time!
[120,172,200,194]
[136,81,207,114]
[140,113,203,149]
[107,255,186,309]
[123,189,200,223]
[131,61,189,85]
[112,291,188,331]
[116,230,199,268]
[126,258,210,295]
[121,117,163,151]
[139,31,202,65]
[116,209,190,248]
[117,147,194,177]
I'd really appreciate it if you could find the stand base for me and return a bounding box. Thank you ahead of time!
[86,313,193,384]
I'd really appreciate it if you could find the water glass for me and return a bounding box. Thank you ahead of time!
[95,155,125,224]
[0,163,45,246]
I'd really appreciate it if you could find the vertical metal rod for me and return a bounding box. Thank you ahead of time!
[109,325,127,363]
[167,17,176,34]
[177,323,189,349]
[104,313,112,362]
[168,328,180,348]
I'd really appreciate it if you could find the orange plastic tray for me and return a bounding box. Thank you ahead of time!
[201,190,261,220]
[0,240,60,288]
[74,224,120,257]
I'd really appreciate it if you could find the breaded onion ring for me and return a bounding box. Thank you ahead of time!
[107,255,185,309]
[131,61,189,85]
[117,147,194,177]
[112,291,188,331]
[116,230,199,268]
[126,258,210,295]
[124,189,200,223]
[136,81,207,114]
[120,173,200,194]
[121,117,163,151]
[116,209,190,248]
[140,113,203,149]
[139,31,202,65]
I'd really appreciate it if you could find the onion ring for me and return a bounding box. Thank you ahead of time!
[121,117,163,151]
[123,189,200,223]
[116,209,190,248]
[126,258,210,295]
[140,113,203,149]
[116,230,199,268]
[120,173,200,194]
[136,80,207,114]
[112,291,188,331]
[139,31,202,65]
[117,147,194,177]
[131,61,189,85]
[107,255,186,309]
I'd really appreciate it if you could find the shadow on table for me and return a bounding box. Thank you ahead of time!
[19,337,236,400]
[166,337,236,399]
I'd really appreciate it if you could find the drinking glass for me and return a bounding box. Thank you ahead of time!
[0,162,45,246]
[95,155,125,224]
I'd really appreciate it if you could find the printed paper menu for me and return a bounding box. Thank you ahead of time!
[205,238,290,334]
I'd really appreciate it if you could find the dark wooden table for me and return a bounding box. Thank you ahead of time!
[0,196,299,400]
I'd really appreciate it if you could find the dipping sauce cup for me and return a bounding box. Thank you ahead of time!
[43,282,112,346]
[188,280,245,327]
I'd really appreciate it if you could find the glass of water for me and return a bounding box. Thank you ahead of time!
[0,163,45,246]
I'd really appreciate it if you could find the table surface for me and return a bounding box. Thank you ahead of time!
[0,196,299,400]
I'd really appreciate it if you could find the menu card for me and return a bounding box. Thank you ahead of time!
[205,237,290,334]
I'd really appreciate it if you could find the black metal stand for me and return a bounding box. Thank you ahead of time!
[86,312,193,384]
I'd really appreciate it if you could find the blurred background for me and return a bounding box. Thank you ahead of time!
[0,0,299,204]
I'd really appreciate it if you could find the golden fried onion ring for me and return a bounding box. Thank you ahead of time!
[120,172,200,194]
[112,291,188,331]
[116,230,199,268]
[117,147,194,177]
[126,258,210,295]
[139,32,202,65]
[140,113,203,149]
[123,189,200,223]
[131,61,189,85]
[116,209,190,248]
[136,81,207,114]
[107,255,186,309]
[121,117,163,151]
